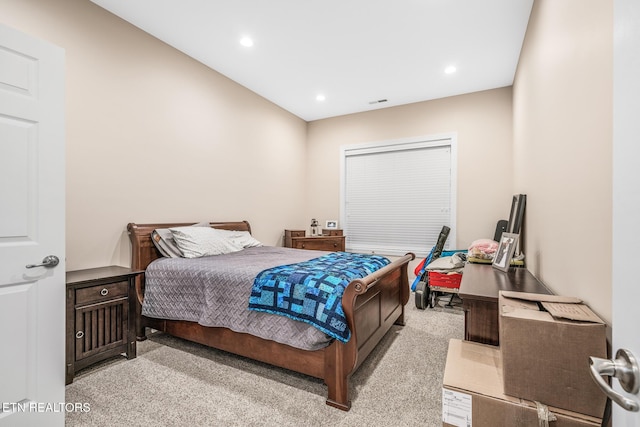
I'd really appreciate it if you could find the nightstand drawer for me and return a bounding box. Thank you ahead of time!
[75,280,128,305]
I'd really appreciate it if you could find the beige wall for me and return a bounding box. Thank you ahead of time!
[1,0,308,270]
[2,0,614,323]
[513,0,613,321]
[306,88,515,251]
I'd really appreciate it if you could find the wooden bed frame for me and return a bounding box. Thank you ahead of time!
[127,221,414,411]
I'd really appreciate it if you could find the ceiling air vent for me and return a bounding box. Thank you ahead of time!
[368,99,388,105]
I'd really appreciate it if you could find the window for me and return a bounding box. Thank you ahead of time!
[340,134,456,257]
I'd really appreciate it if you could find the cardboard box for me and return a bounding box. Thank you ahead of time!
[499,291,608,418]
[443,339,601,427]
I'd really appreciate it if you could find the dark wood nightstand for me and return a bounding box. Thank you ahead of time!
[65,266,143,384]
[283,229,345,252]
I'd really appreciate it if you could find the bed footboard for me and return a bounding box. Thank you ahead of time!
[326,252,414,410]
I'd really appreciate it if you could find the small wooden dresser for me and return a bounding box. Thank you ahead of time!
[283,229,345,252]
[65,266,142,384]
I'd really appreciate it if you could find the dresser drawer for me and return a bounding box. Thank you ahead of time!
[293,237,345,251]
[75,280,128,306]
[284,229,306,247]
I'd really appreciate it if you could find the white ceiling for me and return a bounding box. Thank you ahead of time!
[90,0,533,122]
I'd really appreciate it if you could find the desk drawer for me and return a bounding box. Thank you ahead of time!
[75,281,128,306]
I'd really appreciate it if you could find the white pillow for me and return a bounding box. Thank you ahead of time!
[214,229,263,248]
[152,222,210,258]
[169,226,243,258]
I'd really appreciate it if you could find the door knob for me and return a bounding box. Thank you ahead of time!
[589,348,640,412]
[26,255,60,269]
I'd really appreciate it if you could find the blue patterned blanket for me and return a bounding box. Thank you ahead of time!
[248,252,390,342]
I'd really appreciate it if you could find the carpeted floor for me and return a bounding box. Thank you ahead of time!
[65,295,464,427]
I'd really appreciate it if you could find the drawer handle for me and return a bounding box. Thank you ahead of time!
[100,288,109,296]
[76,331,84,339]
[301,244,305,248]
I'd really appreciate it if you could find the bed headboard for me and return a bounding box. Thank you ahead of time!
[127,221,252,271]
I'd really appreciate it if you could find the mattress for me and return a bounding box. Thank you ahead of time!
[142,246,335,351]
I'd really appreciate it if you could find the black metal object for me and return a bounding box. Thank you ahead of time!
[414,226,450,309]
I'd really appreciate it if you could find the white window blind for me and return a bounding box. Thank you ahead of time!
[341,137,455,257]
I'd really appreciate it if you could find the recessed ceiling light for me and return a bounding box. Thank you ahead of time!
[316,94,326,102]
[444,65,457,74]
[240,37,254,47]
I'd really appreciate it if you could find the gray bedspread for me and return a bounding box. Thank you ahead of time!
[142,246,334,351]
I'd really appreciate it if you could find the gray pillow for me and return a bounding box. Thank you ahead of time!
[151,222,209,258]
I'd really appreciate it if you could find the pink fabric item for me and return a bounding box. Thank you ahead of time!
[467,238,499,259]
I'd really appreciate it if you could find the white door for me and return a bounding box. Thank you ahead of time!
[0,24,65,426]
[608,0,640,424]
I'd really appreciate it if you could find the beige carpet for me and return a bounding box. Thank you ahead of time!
[65,297,464,427]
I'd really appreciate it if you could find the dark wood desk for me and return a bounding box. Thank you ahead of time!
[459,263,551,346]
